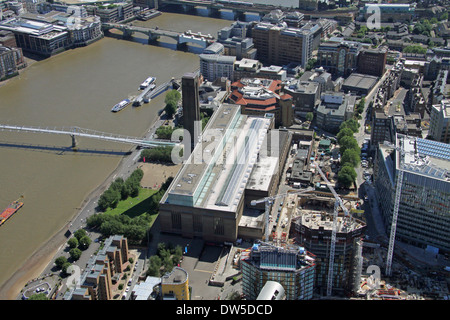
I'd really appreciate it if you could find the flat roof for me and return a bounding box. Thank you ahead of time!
[343,73,378,90]
[162,103,272,212]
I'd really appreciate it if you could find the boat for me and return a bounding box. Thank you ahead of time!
[0,198,24,227]
[111,99,131,112]
[140,76,156,90]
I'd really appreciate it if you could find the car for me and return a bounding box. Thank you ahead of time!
[128,280,132,286]
[126,286,130,292]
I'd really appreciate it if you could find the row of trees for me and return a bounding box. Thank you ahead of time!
[54,229,92,276]
[336,119,361,188]
[98,169,144,211]
[146,242,183,277]
[140,146,182,163]
[86,212,152,244]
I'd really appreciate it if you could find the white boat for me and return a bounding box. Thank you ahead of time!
[140,76,156,90]
[111,99,131,112]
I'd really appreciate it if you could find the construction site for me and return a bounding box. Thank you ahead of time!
[222,131,450,300]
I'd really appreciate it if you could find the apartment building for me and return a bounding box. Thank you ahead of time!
[64,235,130,300]
[290,204,366,295]
[374,134,450,253]
[199,54,235,82]
[251,22,319,68]
[0,44,25,80]
[240,243,316,300]
[429,99,450,144]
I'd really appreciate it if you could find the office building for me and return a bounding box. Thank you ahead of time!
[229,77,293,127]
[251,22,318,68]
[159,103,291,242]
[282,79,321,118]
[374,134,450,253]
[315,92,356,133]
[240,243,316,300]
[341,73,378,96]
[371,111,395,146]
[357,47,387,77]
[0,17,71,56]
[181,72,201,152]
[217,21,256,60]
[317,41,362,77]
[429,99,450,144]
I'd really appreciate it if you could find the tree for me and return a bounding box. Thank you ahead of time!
[164,101,177,118]
[164,90,181,118]
[55,256,68,269]
[338,165,357,188]
[339,119,359,133]
[339,135,359,156]
[67,237,78,249]
[341,148,361,168]
[62,262,72,276]
[73,229,87,241]
[78,235,92,251]
[306,112,314,122]
[337,127,354,144]
[98,188,121,211]
[69,248,82,261]
[305,58,317,71]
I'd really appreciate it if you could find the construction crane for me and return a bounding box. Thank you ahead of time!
[250,187,314,242]
[382,136,416,277]
[310,162,352,297]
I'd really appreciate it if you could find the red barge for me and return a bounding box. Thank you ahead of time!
[0,198,23,227]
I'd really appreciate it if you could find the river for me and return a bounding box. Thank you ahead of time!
[0,12,232,296]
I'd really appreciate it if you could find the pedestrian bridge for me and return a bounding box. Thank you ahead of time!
[0,124,179,149]
[102,23,216,48]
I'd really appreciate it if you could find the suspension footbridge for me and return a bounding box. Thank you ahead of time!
[0,124,179,148]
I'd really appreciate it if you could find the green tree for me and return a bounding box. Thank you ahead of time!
[164,90,181,118]
[339,135,359,156]
[98,188,121,211]
[78,235,92,251]
[339,119,359,133]
[67,237,78,249]
[338,165,357,188]
[306,112,314,122]
[341,148,361,168]
[69,248,82,261]
[55,256,68,269]
[74,229,87,241]
[337,127,354,144]
[62,262,72,276]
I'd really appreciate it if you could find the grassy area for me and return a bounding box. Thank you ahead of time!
[104,187,159,222]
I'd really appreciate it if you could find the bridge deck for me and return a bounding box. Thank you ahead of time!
[0,124,178,148]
